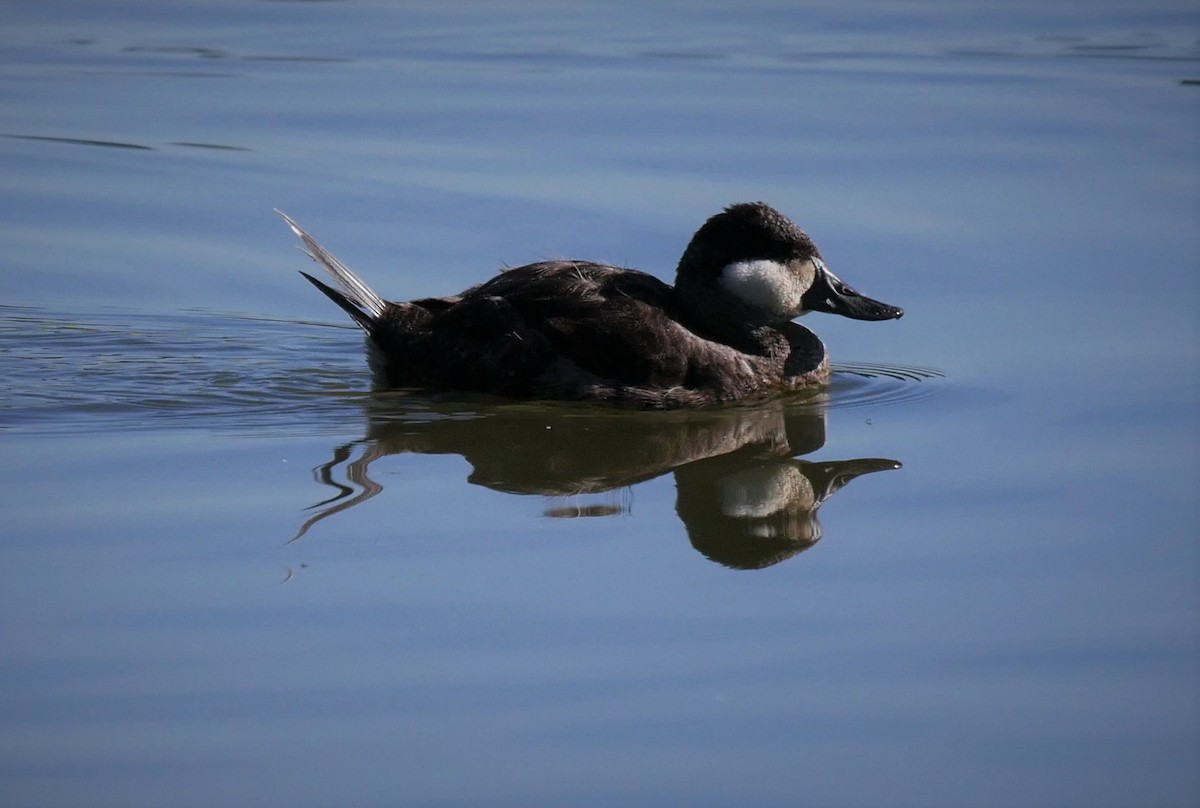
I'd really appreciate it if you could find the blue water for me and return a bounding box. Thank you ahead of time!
[1,2,1198,806]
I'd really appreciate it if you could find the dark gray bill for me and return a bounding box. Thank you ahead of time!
[803,261,903,321]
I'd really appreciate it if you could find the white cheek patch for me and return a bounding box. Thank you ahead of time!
[720,259,804,317]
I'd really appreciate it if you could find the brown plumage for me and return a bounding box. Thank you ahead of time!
[282,203,902,408]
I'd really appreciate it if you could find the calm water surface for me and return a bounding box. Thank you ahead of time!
[1,2,1198,806]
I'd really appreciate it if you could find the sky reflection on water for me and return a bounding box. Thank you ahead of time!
[0,2,1197,807]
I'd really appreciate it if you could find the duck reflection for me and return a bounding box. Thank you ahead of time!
[297,394,900,569]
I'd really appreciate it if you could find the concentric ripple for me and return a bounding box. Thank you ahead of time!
[826,361,947,409]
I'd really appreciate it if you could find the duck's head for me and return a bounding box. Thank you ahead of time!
[675,202,903,328]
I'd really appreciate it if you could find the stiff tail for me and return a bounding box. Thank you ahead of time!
[277,210,387,332]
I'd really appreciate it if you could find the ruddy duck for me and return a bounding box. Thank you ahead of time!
[281,202,902,407]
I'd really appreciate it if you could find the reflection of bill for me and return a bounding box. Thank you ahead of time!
[293,396,899,570]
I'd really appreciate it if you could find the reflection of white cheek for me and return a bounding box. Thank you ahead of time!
[716,465,811,518]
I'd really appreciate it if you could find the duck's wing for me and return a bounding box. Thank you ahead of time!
[468,261,704,389]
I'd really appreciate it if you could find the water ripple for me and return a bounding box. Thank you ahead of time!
[0,307,368,435]
[0,307,943,434]
[827,361,947,410]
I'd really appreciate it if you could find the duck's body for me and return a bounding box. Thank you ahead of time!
[343,259,826,408]
[283,203,902,408]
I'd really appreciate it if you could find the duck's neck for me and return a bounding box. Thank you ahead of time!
[674,280,790,358]
[778,321,827,378]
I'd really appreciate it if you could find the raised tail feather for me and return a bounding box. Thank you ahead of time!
[277,210,387,332]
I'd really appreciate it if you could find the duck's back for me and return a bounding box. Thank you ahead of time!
[368,261,765,405]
